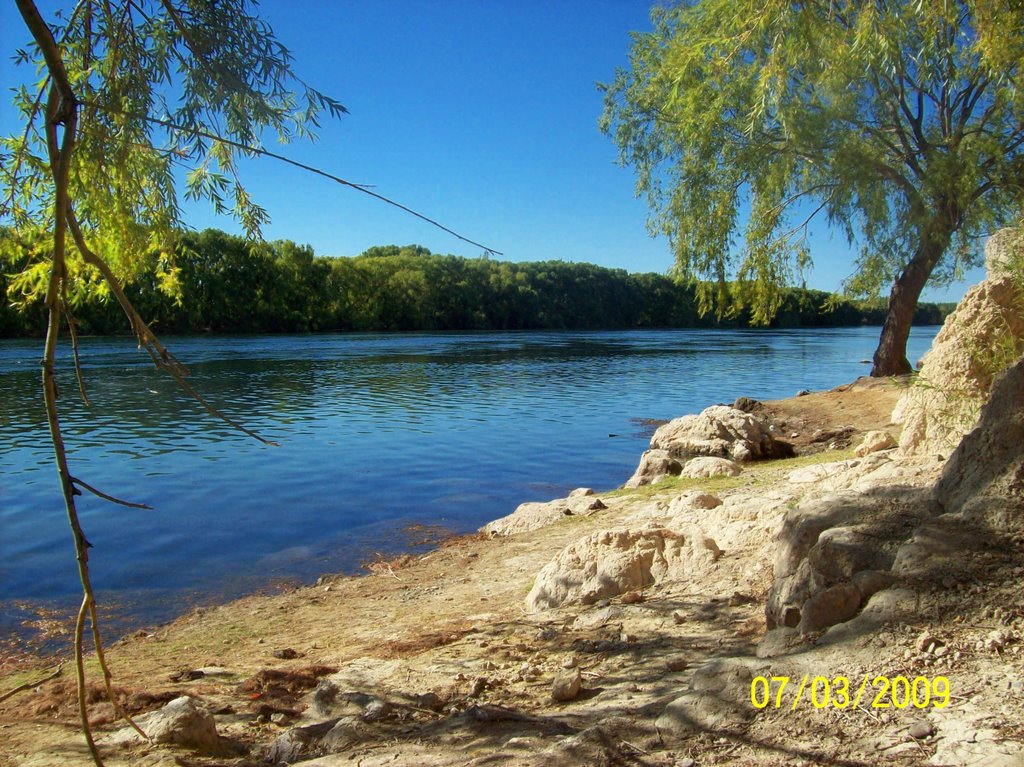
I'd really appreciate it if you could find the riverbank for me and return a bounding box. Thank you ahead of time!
[3,374,1020,766]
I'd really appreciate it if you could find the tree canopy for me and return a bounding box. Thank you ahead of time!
[601,0,1024,375]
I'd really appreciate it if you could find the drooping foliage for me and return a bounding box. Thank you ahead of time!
[2,0,347,299]
[601,0,1024,373]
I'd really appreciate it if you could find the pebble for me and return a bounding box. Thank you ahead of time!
[665,657,688,672]
[362,700,391,722]
[551,669,582,702]
[621,591,644,604]
[908,719,934,739]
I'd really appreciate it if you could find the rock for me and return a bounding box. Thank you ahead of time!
[621,590,644,604]
[273,647,301,660]
[688,492,724,510]
[414,692,445,712]
[572,605,623,630]
[482,494,609,536]
[268,719,341,764]
[985,226,1022,278]
[854,430,897,456]
[808,527,894,583]
[551,669,582,702]
[894,231,1024,458]
[679,456,742,479]
[756,627,801,658]
[650,405,794,463]
[732,396,763,412]
[568,487,594,498]
[798,581,862,634]
[655,660,755,735]
[665,656,688,672]
[934,356,1024,530]
[624,449,682,488]
[362,699,391,721]
[134,696,222,753]
[908,719,934,739]
[526,526,720,611]
[852,569,897,600]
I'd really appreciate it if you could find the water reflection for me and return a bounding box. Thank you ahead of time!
[0,328,938,644]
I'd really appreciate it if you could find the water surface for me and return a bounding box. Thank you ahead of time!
[0,327,937,644]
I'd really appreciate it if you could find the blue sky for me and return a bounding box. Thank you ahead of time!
[1,0,985,300]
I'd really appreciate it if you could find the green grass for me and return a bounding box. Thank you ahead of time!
[603,448,857,501]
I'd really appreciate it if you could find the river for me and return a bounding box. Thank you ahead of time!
[0,327,938,647]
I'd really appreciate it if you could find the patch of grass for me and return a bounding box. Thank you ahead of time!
[603,448,857,501]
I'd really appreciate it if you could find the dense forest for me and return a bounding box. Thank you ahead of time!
[0,228,950,337]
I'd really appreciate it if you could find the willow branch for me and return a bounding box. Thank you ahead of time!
[66,211,279,446]
[79,99,504,256]
[61,276,91,407]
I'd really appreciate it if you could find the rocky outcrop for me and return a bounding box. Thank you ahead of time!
[482,493,608,536]
[933,356,1024,530]
[765,492,925,634]
[525,525,721,611]
[650,405,794,463]
[853,429,896,456]
[893,228,1024,458]
[678,456,742,479]
[623,449,682,488]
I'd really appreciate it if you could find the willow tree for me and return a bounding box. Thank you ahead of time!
[601,0,1024,375]
[2,2,492,763]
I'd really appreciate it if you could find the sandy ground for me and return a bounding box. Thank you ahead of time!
[1,376,1022,767]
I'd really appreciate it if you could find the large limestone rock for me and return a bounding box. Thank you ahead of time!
[765,493,916,633]
[894,228,1024,457]
[525,525,721,611]
[623,449,682,489]
[650,405,794,463]
[934,356,1024,530]
[678,456,742,479]
[482,494,608,536]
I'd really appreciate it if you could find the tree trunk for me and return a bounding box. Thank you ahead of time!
[871,227,952,377]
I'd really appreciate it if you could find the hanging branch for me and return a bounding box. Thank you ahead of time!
[78,99,504,257]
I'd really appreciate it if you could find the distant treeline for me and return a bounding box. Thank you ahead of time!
[0,228,951,336]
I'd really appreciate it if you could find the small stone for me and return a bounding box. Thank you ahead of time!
[551,669,582,702]
[666,657,688,672]
[672,611,687,625]
[621,591,645,604]
[270,712,287,725]
[415,692,445,712]
[272,648,301,660]
[678,759,696,767]
[362,700,391,721]
[470,678,488,697]
[561,656,578,669]
[916,630,939,653]
[569,488,594,498]
[908,719,934,739]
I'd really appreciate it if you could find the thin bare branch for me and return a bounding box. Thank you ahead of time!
[79,99,504,256]
[0,664,63,703]
[69,476,153,509]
